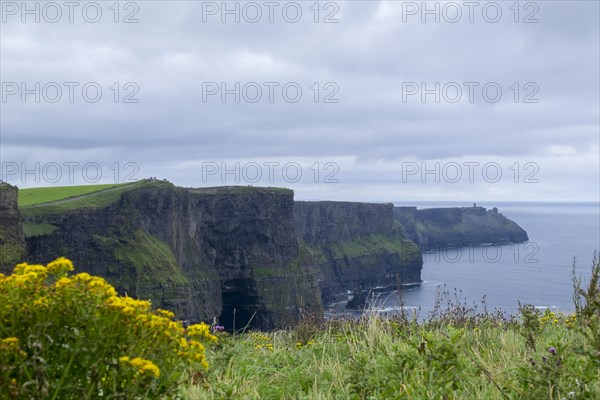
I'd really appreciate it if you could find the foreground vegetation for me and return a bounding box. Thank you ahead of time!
[0,258,216,399]
[1,254,598,399]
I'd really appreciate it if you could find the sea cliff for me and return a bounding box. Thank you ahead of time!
[1,180,529,329]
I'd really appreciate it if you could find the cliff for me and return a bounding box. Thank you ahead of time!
[22,180,322,330]
[294,201,422,302]
[0,182,27,273]
[13,180,526,329]
[393,206,529,251]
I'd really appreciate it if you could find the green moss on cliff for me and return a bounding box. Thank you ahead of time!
[0,183,27,271]
[23,223,58,238]
[95,229,188,285]
[0,231,26,270]
[415,219,464,236]
[332,234,419,261]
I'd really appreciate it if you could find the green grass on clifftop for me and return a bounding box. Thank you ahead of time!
[18,183,125,206]
[19,180,171,216]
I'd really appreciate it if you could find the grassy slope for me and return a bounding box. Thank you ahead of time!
[19,181,287,217]
[19,180,170,216]
[18,183,127,206]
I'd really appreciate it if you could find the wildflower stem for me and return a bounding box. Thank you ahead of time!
[51,351,76,400]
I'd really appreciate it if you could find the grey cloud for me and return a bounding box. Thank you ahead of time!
[1,0,598,201]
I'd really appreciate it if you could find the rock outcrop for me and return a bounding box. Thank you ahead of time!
[393,206,529,251]
[0,182,27,273]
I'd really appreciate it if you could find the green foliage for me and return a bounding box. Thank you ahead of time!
[519,302,542,351]
[0,238,26,272]
[22,223,58,238]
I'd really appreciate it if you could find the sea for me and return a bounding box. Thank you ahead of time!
[325,201,600,319]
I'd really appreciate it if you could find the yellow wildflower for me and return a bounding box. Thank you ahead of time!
[55,276,72,289]
[33,296,49,308]
[156,309,175,319]
[0,337,26,357]
[86,276,117,297]
[46,257,74,276]
[187,323,217,342]
[11,271,44,288]
[119,356,160,378]
[1,337,19,346]
[107,296,151,316]
[13,263,28,275]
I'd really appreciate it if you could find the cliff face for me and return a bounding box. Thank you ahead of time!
[294,201,422,302]
[0,183,27,273]
[394,206,529,251]
[24,182,322,330]
[17,181,527,328]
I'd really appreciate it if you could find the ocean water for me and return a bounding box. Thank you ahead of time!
[327,201,600,318]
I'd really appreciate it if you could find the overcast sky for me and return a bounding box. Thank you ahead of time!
[1,0,598,202]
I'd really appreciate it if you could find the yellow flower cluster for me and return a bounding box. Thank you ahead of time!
[187,323,218,343]
[296,339,315,349]
[119,356,160,378]
[539,310,577,328]
[565,314,577,329]
[249,332,273,351]
[46,257,74,276]
[0,337,26,358]
[0,337,20,350]
[0,258,216,384]
[3,263,48,289]
[53,273,117,299]
[107,296,152,316]
[177,338,209,369]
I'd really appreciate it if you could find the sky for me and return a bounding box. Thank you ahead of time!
[1,0,599,202]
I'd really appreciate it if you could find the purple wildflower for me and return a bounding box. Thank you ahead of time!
[214,325,225,332]
[548,347,557,355]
